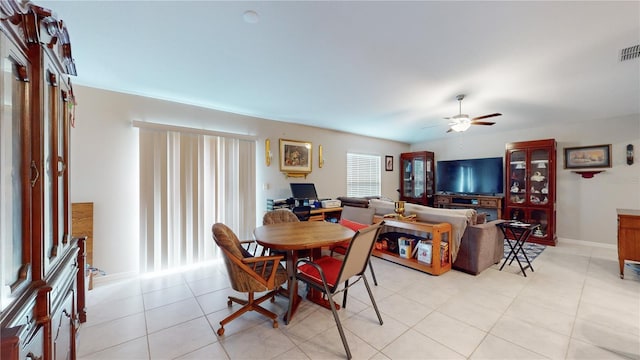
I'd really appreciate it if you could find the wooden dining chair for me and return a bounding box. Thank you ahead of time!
[211,223,288,336]
[262,209,311,260]
[289,222,384,359]
[330,206,379,285]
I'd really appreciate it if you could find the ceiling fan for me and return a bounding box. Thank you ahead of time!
[445,94,501,133]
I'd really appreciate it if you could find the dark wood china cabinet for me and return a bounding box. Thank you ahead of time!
[1,2,86,359]
[504,139,557,246]
[399,151,435,207]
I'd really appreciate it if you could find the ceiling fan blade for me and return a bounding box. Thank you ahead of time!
[470,121,496,126]
[471,113,502,121]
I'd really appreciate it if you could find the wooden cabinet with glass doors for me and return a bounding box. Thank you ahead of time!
[1,3,84,359]
[505,139,557,245]
[400,151,435,207]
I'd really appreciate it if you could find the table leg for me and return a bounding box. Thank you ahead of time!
[284,250,301,324]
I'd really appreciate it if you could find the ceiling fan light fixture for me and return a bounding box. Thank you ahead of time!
[451,121,471,132]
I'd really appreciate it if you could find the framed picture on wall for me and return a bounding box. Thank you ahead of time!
[564,144,612,169]
[279,138,312,176]
[385,155,393,171]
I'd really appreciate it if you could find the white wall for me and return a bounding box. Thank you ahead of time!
[70,85,409,275]
[71,85,639,275]
[411,115,640,246]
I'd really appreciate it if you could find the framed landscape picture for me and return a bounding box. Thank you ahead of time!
[564,144,612,169]
[279,138,312,176]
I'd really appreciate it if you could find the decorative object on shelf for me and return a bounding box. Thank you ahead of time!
[394,201,405,216]
[627,144,634,165]
[265,138,271,166]
[572,170,605,178]
[564,144,612,169]
[385,155,393,171]
[279,138,312,177]
[318,144,324,168]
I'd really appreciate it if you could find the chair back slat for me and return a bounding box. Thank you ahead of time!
[335,222,383,285]
[263,209,300,225]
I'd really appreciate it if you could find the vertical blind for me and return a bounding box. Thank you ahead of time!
[346,153,381,197]
[138,126,256,273]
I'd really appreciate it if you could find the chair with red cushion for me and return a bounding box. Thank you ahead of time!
[289,221,384,359]
[330,206,378,285]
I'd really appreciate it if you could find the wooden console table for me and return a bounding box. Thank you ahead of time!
[372,216,452,275]
[435,194,503,219]
[617,208,640,279]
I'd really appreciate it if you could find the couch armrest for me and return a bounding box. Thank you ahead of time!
[453,220,506,275]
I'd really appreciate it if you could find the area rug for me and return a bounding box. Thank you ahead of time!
[502,240,546,264]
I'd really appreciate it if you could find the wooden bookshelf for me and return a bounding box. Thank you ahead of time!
[372,216,452,275]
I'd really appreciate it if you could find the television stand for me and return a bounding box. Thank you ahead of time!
[435,194,503,219]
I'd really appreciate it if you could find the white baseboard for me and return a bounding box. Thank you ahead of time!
[92,271,139,287]
[557,237,616,250]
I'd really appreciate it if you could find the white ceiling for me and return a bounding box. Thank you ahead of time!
[38,1,640,144]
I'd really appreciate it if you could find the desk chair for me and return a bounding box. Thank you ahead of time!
[292,206,312,221]
[330,206,379,285]
[289,222,384,359]
[212,223,288,336]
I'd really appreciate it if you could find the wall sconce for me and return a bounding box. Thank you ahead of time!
[627,144,634,165]
[265,139,272,166]
[318,145,324,168]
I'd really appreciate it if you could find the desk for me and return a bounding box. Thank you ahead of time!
[497,221,539,277]
[309,207,342,221]
[253,221,354,322]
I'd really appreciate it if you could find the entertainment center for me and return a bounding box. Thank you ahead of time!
[433,156,505,220]
[435,194,503,219]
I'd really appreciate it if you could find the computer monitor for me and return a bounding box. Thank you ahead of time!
[290,183,318,200]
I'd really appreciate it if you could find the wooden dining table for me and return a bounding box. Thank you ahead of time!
[253,221,354,323]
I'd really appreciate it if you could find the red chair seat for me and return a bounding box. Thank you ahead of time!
[298,256,343,288]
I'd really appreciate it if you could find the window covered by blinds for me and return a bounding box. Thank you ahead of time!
[347,153,381,197]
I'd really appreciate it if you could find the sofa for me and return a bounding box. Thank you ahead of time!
[363,198,505,275]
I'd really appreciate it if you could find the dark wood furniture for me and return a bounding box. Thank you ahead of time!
[309,207,342,222]
[212,223,287,336]
[400,151,435,207]
[372,216,452,275]
[617,209,640,279]
[504,139,557,245]
[435,194,504,220]
[253,222,354,321]
[1,3,84,359]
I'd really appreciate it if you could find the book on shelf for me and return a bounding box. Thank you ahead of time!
[416,240,432,265]
[440,242,449,266]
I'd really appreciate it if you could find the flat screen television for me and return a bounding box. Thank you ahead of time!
[436,157,504,195]
[290,183,319,200]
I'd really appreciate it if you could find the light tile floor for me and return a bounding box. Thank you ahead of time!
[78,241,640,359]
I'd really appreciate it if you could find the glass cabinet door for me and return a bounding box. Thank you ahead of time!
[412,157,425,198]
[508,150,526,205]
[0,36,31,307]
[529,149,550,206]
[529,208,550,239]
[402,158,413,198]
